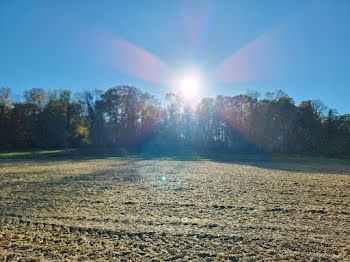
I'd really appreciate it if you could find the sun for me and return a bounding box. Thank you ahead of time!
[178,73,200,100]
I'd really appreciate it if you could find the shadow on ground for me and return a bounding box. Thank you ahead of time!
[0,147,349,174]
[0,160,142,217]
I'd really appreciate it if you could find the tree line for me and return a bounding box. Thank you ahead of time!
[0,86,349,156]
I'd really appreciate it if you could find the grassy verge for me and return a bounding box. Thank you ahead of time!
[269,154,350,165]
[194,152,350,165]
[0,148,349,165]
[0,149,75,159]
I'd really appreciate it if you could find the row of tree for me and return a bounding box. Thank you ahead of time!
[0,86,349,156]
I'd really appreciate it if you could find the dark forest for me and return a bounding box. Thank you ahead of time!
[0,86,349,157]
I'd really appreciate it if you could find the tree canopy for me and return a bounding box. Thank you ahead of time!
[0,86,349,157]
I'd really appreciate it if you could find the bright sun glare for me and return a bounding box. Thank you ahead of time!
[178,73,200,100]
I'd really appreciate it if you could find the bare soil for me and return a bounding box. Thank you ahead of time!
[0,159,349,261]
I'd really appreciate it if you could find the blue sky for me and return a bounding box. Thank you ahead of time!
[1,0,349,113]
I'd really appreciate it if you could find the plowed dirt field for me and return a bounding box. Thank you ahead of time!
[0,159,349,261]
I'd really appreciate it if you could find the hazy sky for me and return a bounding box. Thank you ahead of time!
[1,0,349,113]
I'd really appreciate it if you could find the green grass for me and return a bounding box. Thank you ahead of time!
[269,154,350,165]
[0,148,349,165]
[0,149,73,159]
[195,152,350,165]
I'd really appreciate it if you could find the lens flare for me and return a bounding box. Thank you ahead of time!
[95,30,170,83]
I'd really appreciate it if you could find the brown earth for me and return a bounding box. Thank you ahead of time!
[0,159,349,261]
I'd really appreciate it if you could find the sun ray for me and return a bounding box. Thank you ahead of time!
[214,2,317,83]
[95,31,170,83]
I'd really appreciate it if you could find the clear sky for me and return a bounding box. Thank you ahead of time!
[1,0,349,113]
